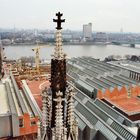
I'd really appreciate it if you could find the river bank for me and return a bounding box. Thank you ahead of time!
[3,41,111,46]
[4,44,140,60]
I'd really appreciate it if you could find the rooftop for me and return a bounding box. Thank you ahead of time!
[27,80,50,108]
[67,56,140,122]
[109,60,140,74]
[0,84,10,114]
[68,57,139,92]
[105,96,140,115]
[73,85,137,140]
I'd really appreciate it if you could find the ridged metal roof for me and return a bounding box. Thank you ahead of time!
[68,57,139,91]
[72,85,137,140]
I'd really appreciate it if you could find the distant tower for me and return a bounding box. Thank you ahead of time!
[41,12,78,140]
[83,23,92,40]
[120,27,123,33]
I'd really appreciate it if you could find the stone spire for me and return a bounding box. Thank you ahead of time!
[40,12,78,140]
[0,39,3,79]
[37,121,41,140]
[52,12,66,60]
[53,91,65,140]
[41,87,51,138]
[67,86,75,131]
[51,12,67,127]
[66,85,78,140]
[137,124,140,140]
[53,30,66,60]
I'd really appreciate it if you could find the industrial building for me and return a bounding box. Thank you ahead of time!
[67,57,140,121]
[67,56,140,99]
[0,71,41,139]
[108,60,140,81]
[73,85,138,140]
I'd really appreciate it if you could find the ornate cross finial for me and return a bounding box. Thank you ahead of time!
[53,12,65,30]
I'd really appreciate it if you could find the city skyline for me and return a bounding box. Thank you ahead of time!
[0,0,140,32]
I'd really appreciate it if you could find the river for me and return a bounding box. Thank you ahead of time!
[4,44,140,60]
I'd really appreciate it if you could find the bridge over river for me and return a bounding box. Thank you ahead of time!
[111,41,140,47]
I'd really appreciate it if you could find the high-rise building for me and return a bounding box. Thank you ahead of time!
[83,23,92,39]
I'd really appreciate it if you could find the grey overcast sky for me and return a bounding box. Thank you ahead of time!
[0,0,140,32]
